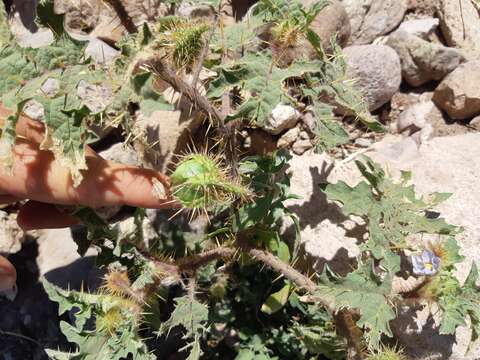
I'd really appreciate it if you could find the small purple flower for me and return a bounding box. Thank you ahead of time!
[411,250,441,276]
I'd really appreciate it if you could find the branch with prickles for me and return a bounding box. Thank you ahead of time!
[104,0,137,34]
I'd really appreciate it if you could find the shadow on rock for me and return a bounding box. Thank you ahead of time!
[287,161,348,230]
[391,305,455,360]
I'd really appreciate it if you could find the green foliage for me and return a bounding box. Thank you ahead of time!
[319,264,396,349]
[208,52,323,126]
[0,1,473,359]
[157,296,209,359]
[42,279,154,360]
[0,0,10,46]
[324,157,458,273]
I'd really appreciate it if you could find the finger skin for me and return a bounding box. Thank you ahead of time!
[17,201,79,230]
[0,106,179,209]
[0,255,16,292]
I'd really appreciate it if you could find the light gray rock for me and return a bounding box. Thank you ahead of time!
[263,104,301,135]
[177,1,215,19]
[347,0,408,45]
[292,139,313,155]
[340,0,372,39]
[398,17,439,39]
[386,30,465,87]
[284,153,361,274]
[40,78,60,98]
[99,143,141,165]
[398,18,440,40]
[85,38,120,65]
[277,127,300,148]
[134,110,204,172]
[433,60,480,120]
[37,228,98,289]
[0,211,25,255]
[436,0,480,59]
[22,99,45,121]
[470,116,480,131]
[397,101,435,134]
[354,137,372,148]
[303,0,351,52]
[343,44,402,111]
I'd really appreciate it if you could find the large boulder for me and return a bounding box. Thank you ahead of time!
[433,60,480,120]
[386,30,465,87]
[304,0,351,52]
[339,0,372,40]
[342,0,408,45]
[343,44,402,111]
[436,0,480,58]
[397,17,440,39]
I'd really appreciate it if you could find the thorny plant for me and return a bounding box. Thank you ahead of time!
[1,1,479,360]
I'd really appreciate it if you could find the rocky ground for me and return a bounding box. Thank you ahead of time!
[2,0,480,359]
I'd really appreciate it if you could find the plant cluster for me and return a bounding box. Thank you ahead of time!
[1,1,479,360]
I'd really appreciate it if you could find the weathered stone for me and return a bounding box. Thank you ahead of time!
[134,110,204,172]
[91,16,124,45]
[343,44,402,111]
[0,212,24,255]
[40,78,60,98]
[436,0,480,58]
[85,38,120,65]
[386,30,465,87]
[397,101,433,134]
[291,139,313,155]
[397,17,439,39]
[303,0,351,52]
[277,127,300,148]
[340,0,372,40]
[22,100,45,121]
[262,104,301,135]
[470,116,480,131]
[433,60,480,120]
[354,137,372,148]
[347,0,408,45]
[177,1,216,19]
[99,142,141,166]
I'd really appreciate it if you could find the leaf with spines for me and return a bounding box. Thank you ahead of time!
[324,157,459,272]
[318,264,396,350]
[208,52,323,126]
[43,279,152,360]
[158,295,209,359]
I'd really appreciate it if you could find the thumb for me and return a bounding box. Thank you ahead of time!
[0,255,17,293]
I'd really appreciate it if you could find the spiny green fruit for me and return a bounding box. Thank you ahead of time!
[171,154,249,211]
[367,346,408,360]
[154,16,209,68]
[96,308,123,335]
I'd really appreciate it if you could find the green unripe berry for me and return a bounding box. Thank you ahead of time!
[171,154,249,210]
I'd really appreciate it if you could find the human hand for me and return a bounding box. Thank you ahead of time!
[0,105,177,293]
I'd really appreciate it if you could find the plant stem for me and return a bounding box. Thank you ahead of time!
[104,0,137,34]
